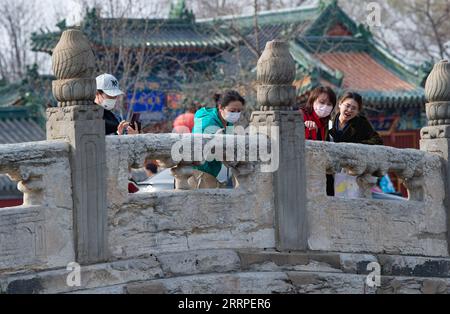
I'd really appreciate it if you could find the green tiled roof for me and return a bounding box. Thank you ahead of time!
[31,9,236,53]
[359,89,426,109]
[0,107,45,144]
[29,1,427,109]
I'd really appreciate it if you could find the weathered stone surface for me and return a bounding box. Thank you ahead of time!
[51,29,96,107]
[48,105,108,265]
[307,197,447,256]
[424,60,450,125]
[65,272,450,294]
[68,272,294,294]
[0,255,163,294]
[306,141,448,257]
[238,250,342,273]
[125,282,167,294]
[157,250,241,276]
[339,254,378,274]
[378,255,450,278]
[4,249,450,294]
[254,40,307,252]
[287,272,378,294]
[150,272,294,294]
[256,40,296,109]
[420,137,450,255]
[0,141,74,273]
[378,276,450,294]
[107,159,275,259]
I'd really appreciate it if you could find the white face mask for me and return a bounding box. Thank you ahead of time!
[314,104,333,118]
[101,98,117,111]
[224,111,241,124]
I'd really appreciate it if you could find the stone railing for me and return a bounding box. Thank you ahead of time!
[306,141,436,201]
[1,29,450,283]
[104,133,276,260]
[305,140,448,257]
[0,141,74,272]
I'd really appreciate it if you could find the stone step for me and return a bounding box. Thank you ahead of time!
[2,249,450,294]
[77,271,450,294]
[237,250,450,279]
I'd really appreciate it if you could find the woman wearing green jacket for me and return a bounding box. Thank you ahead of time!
[190,90,245,188]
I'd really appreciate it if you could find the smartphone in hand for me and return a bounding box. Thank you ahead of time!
[129,113,142,133]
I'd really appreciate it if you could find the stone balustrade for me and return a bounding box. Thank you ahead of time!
[104,132,276,260]
[305,140,448,257]
[0,140,74,272]
[1,30,450,294]
[106,132,272,191]
[306,140,437,201]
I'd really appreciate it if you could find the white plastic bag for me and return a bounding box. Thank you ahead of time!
[334,170,362,198]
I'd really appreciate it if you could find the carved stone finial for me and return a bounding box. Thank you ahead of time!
[52,29,96,107]
[256,40,296,110]
[424,60,450,126]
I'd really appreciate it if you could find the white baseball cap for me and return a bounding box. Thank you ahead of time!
[96,73,124,97]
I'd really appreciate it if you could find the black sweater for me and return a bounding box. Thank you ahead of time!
[330,114,383,145]
[104,109,120,135]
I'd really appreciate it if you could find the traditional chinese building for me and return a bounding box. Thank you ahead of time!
[30,0,236,130]
[28,0,430,147]
[201,0,429,148]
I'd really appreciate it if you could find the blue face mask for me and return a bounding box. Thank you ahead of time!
[224,111,241,123]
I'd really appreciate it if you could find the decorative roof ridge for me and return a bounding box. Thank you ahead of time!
[290,41,335,75]
[289,40,343,87]
[169,0,195,22]
[305,1,358,37]
[196,3,320,24]
[301,35,367,43]
[0,107,32,121]
[100,17,195,25]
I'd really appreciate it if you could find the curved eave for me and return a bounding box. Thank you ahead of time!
[359,89,426,110]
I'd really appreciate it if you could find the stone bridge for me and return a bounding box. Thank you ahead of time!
[1,29,450,294]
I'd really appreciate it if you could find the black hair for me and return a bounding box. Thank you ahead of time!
[213,93,221,107]
[145,162,158,174]
[304,86,337,115]
[338,91,363,111]
[215,90,245,108]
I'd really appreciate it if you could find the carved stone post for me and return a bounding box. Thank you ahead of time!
[420,59,450,252]
[46,29,108,264]
[251,40,307,251]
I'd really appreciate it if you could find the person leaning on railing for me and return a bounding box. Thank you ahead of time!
[300,86,337,196]
[189,90,245,189]
[329,91,384,198]
[330,92,383,145]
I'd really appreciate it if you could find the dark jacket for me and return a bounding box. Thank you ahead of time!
[104,109,120,135]
[330,114,383,145]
